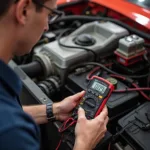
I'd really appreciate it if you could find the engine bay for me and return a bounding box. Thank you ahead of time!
[10,1,150,150]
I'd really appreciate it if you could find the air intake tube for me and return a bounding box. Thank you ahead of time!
[19,53,54,78]
[20,61,43,78]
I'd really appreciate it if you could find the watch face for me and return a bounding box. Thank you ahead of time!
[127,0,150,9]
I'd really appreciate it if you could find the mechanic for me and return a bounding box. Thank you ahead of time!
[0,0,109,150]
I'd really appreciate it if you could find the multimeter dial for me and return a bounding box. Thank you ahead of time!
[81,96,96,108]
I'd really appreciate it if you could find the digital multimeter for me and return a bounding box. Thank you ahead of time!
[73,76,114,119]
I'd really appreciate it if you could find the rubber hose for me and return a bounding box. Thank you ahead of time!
[19,61,43,78]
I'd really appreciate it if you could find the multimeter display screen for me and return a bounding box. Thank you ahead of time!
[91,81,107,94]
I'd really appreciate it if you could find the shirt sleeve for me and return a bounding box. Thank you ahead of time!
[0,106,40,150]
[0,123,40,150]
[0,95,40,150]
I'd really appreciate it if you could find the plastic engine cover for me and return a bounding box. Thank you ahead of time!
[41,21,128,74]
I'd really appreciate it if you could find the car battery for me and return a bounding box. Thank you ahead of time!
[65,71,139,119]
[118,102,150,150]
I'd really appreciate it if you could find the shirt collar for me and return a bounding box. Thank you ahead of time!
[0,59,22,96]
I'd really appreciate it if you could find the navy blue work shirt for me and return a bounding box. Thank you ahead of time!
[0,59,40,150]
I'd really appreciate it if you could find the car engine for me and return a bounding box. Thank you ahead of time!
[10,1,150,150]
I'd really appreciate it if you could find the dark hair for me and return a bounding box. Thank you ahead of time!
[0,0,47,17]
[0,0,14,16]
[33,0,48,12]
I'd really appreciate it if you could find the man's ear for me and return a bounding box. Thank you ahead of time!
[15,0,32,25]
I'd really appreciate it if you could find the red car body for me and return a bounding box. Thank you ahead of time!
[57,0,150,30]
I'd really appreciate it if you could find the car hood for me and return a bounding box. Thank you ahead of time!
[57,0,150,30]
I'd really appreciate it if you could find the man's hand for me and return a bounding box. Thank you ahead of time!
[53,91,85,121]
[74,106,109,150]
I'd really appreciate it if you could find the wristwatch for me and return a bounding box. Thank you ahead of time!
[46,103,56,122]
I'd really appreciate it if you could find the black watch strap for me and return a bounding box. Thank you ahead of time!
[46,103,56,122]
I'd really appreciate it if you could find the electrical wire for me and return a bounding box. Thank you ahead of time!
[71,62,149,79]
[109,74,127,81]
[108,143,111,150]
[143,52,150,65]
[58,118,76,133]
[112,120,135,142]
[143,52,150,87]
[56,118,76,150]
[110,74,150,101]
[55,138,62,150]
[57,28,97,61]
[86,63,113,80]
[114,124,137,150]
[50,15,150,40]
[132,83,150,101]
[114,88,150,92]
[87,66,101,80]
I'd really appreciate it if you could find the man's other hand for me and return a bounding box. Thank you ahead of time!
[53,91,85,121]
[74,106,109,150]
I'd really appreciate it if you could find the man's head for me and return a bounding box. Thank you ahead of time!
[0,0,57,58]
[0,0,49,17]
